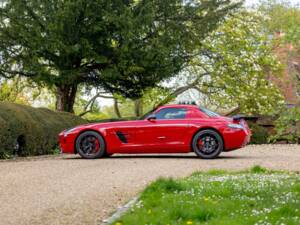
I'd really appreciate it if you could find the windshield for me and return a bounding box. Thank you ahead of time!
[139,108,156,120]
[199,107,220,117]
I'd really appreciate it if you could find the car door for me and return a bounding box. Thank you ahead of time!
[134,107,190,153]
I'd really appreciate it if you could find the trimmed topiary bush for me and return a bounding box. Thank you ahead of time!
[248,122,269,144]
[0,102,86,159]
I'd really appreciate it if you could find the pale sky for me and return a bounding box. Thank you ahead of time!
[245,0,299,7]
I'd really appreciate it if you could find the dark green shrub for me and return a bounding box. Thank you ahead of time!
[248,122,269,144]
[0,102,86,159]
[270,107,300,143]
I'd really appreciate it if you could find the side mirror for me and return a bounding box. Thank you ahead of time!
[147,114,156,121]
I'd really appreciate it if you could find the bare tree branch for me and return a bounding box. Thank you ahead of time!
[150,72,209,110]
[78,92,115,117]
[0,68,37,78]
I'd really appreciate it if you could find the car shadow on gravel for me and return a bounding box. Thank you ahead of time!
[110,155,251,159]
[63,154,253,160]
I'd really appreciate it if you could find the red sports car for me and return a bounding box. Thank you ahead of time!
[59,104,251,159]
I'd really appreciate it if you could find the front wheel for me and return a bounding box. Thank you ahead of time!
[76,131,106,159]
[192,130,223,159]
[103,152,113,158]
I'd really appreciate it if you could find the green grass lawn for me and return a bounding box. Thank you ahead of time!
[114,166,300,225]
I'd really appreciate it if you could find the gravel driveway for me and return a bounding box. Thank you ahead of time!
[1,144,300,225]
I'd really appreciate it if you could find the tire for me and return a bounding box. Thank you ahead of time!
[103,152,113,158]
[76,131,106,159]
[192,129,223,159]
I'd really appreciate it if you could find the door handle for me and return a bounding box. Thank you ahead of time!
[157,136,166,139]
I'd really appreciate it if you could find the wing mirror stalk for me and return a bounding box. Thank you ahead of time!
[147,115,156,121]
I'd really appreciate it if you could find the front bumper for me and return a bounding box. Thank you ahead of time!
[59,132,76,154]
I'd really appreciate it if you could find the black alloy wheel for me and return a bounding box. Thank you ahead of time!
[76,131,106,159]
[192,129,223,159]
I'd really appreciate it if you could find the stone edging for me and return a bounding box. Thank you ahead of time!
[101,196,139,225]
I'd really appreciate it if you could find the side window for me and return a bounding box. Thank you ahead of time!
[155,108,187,120]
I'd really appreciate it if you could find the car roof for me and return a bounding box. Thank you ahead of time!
[158,104,199,109]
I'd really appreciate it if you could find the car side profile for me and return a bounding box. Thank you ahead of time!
[59,104,251,159]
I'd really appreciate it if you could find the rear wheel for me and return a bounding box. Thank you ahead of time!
[76,131,106,159]
[192,130,223,159]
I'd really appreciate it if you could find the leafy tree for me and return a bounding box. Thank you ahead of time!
[114,87,171,117]
[0,0,240,112]
[0,78,30,104]
[258,0,300,102]
[149,10,284,115]
[198,11,284,114]
[94,87,171,118]
[0,77,56,107]
[258,0,300,46]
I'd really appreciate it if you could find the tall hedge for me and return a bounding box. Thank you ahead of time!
[0,102,86,159]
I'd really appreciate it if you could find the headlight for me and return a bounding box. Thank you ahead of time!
[228,123,244,129]
[64,127,77,137]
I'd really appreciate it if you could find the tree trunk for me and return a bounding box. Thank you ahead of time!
[55,84,78,113]
[113,98,122,118]
[134,99,143,117]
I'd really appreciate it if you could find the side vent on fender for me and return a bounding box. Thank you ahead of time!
[116,131,128,143]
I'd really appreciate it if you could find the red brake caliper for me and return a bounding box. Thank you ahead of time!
[94,138,100,153]
[197,138,204,149]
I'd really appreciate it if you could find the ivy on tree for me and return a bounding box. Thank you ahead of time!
[0,0,241,112]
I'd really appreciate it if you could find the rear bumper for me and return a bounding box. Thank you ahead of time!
[242,133,251,146]
[223,128,251,151]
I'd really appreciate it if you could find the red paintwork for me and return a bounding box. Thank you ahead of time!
[59,104,251,155]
